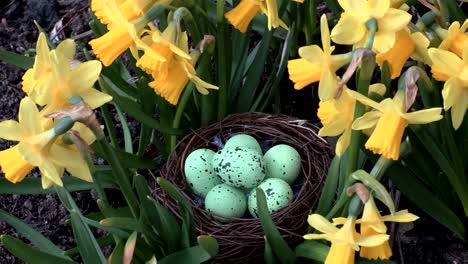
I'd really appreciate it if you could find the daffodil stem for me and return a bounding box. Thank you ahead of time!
[170,83,194,151]
[96,139,139,219]
[173,7,202,43]
[364,18,378,50]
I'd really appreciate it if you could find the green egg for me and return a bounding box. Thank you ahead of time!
[264,144,301,184]
[224,134,262,153]
[212,146,265,189]
[248,178,293,218]
[184,148,222,198]
[205,184,247,223]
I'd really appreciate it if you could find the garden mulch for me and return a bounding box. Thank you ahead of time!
[0,0,467,263]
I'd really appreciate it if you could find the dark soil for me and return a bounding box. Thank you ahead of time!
[0,0,467,263]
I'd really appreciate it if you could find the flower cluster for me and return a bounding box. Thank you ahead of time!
[89,0,218,105]
[0,33,111,188]
[306,196,418,263]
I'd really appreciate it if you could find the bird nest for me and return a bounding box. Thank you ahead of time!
[152,112,330,262]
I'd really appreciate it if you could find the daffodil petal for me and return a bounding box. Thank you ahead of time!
[298,45,325,64]
[368,0,390,18]
[428,48,464,78]
[373,30,396,53]
[18,97,41,135]
[380,210,419,222]
[319,116,347,136]
[369,83,386,96]
[39,159,63,187]
[331,14,366,45]
[50,145,93,182]
[56,39,76,59]
[332,217,347,225]
[318,69,338,100]
[338,0,368,17]
[347,90,385,111]
[352,111,381,130]
[320,14,331,54]
[0,120,23,141]
[356,234,389,247]
[450,93,467,130]
[378,8,411,33]
[303,233,332,240]
[335,128,352,156]
[307,214,339,234]
[69,60,102,93]
[403,108,443,124]
[80,88,113,109]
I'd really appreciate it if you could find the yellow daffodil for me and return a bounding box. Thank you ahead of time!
[288,15,351,99]
[22,32,75,95]
[89,0,150,66]
[225,0,303,32]
[359,197,419,260]
[428,47,468,129]
[0,97,93,188]
[332,197,419,260]
[29,49,111,115]
[331,0,412,53]
[305,214,389,264]
[135,22,191,76]
[437,20,468,57]
[317,87,356,155]
[349,90,443,160]
[144,28,217,105]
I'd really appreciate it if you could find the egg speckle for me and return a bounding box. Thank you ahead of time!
[212,147,265,188]
[248,178,293,217]
[205,184,247,223]
[264,144,301,184]
[184,149,222,198]
[224,134,262,153]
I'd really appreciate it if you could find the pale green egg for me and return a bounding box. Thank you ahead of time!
[184,148,222,198]
[205,184,247,223]
[264,144,301,184]
[248,178,293,218]
[224,134,262,153]
[212,146,265,189]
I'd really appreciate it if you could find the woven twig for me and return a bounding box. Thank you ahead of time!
[152,112,330,263]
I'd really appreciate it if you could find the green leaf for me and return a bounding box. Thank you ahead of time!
[387,162,466,239]
[91,142,160,169]
[197,235,218,257]
[351,170,395,214]
[0,175,116,195]
[0,235,76,264]
[158,245,213,264]
[316,156,341,215]
[157,177,196,247]
[123,232,138,264]
[65,235,115,257]
[147,196,181,253]
[82,217,131,238]
[0,209,70,260]
[0,49,34,70]
[256,188,296,264]
[100,217,141,232]
[99,75,182,135]
[264,237,278,264]
[70,210,107,264]
[295,240,328,262]
[109,241,125,264]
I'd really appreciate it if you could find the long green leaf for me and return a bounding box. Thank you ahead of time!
[0,175,115,194]
[256,188,296,264]
[0,235,76,264]
[83,217,131,238]
[158,245,212,264]
[0,49,34,69]
[147,196,181,253]
[0,209,70,260]
[387,162,465,239]
[109,241,125,264]
[316,156,340,215]
[295,240,328,262]
[70,210,107,264]
[91,142,160,169]
[264,237,278,264]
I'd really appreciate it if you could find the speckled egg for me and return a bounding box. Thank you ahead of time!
[205,184,247,223]
[264,144,301,184]
[224,134,262,153]
[184,149,222,198]
[212,147,265,188]
[248,178,293,217]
